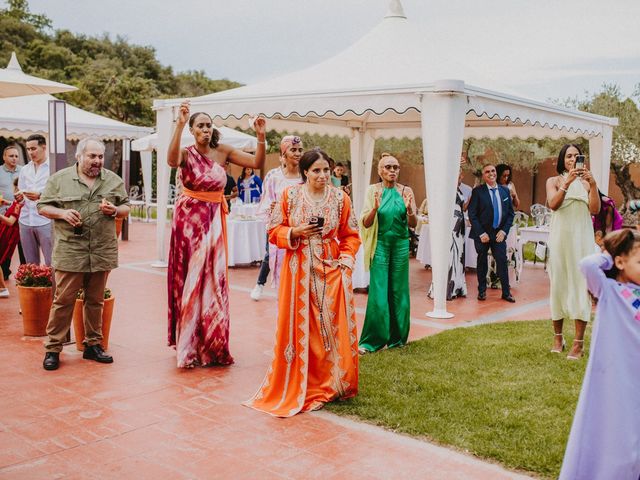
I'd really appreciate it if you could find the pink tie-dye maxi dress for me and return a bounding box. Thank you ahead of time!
[168,146,233,367]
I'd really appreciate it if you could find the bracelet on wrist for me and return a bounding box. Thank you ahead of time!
[257,140,266,144]
[111,209,118,218]
[560,186,568,193]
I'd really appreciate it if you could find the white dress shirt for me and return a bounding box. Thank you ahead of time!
[18,160,51,227]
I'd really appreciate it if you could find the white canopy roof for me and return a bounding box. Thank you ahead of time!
[0,93,152,140]
[152,0,618,318]
[0,52,77,99]
[131,126,258,152]
[154,1,616,142]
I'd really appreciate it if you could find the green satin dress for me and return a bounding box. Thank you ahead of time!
[359,186,411,352]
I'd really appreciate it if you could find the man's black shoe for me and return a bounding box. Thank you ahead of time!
[43,352,60,371]
[502,294,516,303]
[82,344,113,364]
[477,291,486,301]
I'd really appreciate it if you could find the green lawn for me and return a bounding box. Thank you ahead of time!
[327,320,590,479]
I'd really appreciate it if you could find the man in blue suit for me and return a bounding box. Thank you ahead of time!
[468,164,515,302]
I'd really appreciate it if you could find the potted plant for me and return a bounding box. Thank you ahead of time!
[15,264,53,336]
[72,287,115,351]
[115,216,125,239]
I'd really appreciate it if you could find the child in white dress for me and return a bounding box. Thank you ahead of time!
[560,228,640,480]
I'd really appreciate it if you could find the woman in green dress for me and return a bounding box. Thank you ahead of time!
[358,153,417,354]
[546,144,600,359]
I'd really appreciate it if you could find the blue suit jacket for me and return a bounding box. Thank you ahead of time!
[468,184,514,240]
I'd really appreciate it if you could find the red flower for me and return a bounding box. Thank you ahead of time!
[15,263,53,287]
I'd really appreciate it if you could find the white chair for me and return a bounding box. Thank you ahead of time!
[128,186,146,221]
[146,184,177,221]
[530,203,549,227]
[513,211,529,229]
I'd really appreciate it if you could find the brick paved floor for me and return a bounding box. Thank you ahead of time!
[0,223,548,479]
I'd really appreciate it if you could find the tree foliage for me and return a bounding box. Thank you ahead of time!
[1,0,51,31]
[0,1,241,126]
[463,137,556,176]
[569,85,640,215]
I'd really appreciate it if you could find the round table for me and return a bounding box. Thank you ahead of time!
[227,218,266,266]
[232,203,260,218]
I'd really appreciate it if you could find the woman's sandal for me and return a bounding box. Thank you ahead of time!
[550,333,566,353]
[567,339,584,360]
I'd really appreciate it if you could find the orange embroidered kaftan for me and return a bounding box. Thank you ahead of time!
[246,185,361,417]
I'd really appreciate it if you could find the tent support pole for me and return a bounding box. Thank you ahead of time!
[349,128,375,215]
[121,138,130,241]
[152,107,173,268]
[589,126,613,195]
[420,83,467,319]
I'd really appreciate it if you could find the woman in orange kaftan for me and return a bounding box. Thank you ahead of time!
[167,101,266,368]
[246,149,361,417]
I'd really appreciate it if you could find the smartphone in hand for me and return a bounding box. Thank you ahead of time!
[575,155,586,173]
[309,216,325,228]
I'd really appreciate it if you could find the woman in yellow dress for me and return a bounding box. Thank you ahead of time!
[546,144,600,359]
[246,149,361,417]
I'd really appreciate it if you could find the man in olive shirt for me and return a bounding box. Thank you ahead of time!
[38,138,130,371]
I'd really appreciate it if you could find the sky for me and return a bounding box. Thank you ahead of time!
[25,0,640,103]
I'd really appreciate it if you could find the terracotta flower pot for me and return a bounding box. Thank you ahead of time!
[17,286,53,336]
[72,296,115,351]
[115,217,124,239]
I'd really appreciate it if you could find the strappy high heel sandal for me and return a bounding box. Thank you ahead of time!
[550,333,566,353]
[567,339,584,360]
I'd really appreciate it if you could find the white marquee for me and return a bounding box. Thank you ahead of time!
[152,0,617,318]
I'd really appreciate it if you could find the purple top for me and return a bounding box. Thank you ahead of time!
[592,197,623,233]
[560,252,640,479]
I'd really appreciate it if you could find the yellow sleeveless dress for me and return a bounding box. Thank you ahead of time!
[548,177,595,321]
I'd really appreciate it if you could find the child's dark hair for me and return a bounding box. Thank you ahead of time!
[603,228,640,278]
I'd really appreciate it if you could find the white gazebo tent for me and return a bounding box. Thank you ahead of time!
[0,91,152,208]
[153,0,617,318]
[0,93,152,140]
[131,127,258,216]
[0,52,77,98]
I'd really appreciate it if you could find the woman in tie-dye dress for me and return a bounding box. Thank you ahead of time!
[167,101,266,368]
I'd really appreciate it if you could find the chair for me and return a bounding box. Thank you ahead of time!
[530,203,550,227]
[513,211,529,229]
[128,186,146,221]
[146,184,177,221]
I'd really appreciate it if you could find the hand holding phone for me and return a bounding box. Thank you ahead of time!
[575,155,586,175]
[309,216,325,228]
[291,216,324,240]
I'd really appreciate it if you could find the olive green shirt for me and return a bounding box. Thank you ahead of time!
[37,164,129,273]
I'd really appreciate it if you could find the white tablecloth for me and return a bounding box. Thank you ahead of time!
[227,218,266,266]
[519,225,550,245]
[352,246,370,289]
[231,203,260,218]
[417,224,477,268]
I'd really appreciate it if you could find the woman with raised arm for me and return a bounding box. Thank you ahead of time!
[246,148,361,416]
[167,101,266,368]
[546,144,600,360]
